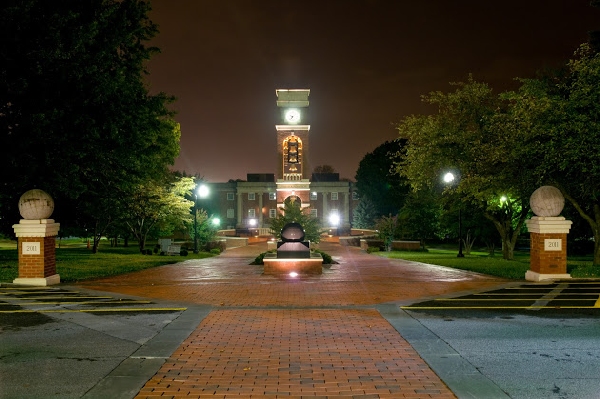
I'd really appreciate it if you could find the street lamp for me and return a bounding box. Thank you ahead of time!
[193,183,209,254]
[443,172,464,258]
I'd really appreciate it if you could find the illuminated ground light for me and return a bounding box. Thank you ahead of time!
[289,272,298,277]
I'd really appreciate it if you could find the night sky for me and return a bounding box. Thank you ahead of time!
[146,0,599,182]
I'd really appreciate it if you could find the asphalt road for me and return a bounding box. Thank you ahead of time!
[395,280,600,399]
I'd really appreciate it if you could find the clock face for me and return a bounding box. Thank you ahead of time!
[285,109,300,123]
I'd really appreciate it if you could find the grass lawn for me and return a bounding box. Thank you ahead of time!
[0,238,215,283]
[375,246,600,280]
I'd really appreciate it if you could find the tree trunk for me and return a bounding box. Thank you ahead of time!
[501,238,514,260]
[559,190,600,266]
[593,232,600,266]
[484,205,528,261]
[92,233,100,254]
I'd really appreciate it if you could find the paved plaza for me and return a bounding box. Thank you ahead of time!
[73,241,507,398]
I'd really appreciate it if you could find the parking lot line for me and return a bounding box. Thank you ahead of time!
[0,307,187,313]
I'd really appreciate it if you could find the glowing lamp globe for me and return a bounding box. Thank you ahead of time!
[18,189,55,220]
[529,186,564,217]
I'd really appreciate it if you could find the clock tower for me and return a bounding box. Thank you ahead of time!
[275,89,311,208]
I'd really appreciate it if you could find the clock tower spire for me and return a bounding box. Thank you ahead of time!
[275,89,311,208]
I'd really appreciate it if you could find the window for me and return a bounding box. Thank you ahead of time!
[248,193,255,200]
[269,192,276,200]
[248,209,256,218]
[310,209,318,217]
[227,192,234,201]
[226,209,234,218]
[331,192,338,200]
[310,191,317,200]
[352,191,359,200]
[269,209,277,218]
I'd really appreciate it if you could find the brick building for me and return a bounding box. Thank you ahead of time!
[203,89,359,235]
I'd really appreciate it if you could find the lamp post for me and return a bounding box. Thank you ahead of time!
[443,172,464,258]
[193,184,209,254]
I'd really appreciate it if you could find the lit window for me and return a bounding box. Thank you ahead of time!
[310,209,318,217]
[352,191,359,200]
[248,193,255,200]
[310,191,317,200]
[269,209,277,218]
[227,192,234,201]
[269,192,276,200]
[248,209,256,218]
[226,209,234,218]
[331,192,338,200]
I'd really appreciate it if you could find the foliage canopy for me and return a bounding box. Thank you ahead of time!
[0,0,179,240]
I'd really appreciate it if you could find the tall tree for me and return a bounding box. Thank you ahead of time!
[397,77,534,260]
[355,140,410,219]
[506,44,600,264]
[352,197,378,229]
[397,188,441,248]
[0,0,179,236]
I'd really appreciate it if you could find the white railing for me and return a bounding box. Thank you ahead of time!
[283,173,303,181]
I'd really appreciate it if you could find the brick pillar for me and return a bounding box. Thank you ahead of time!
[525,216,572,282]
[12,219,61,286]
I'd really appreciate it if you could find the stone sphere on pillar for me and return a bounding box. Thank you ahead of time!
[529,186,564,217]
[18,189,55,220]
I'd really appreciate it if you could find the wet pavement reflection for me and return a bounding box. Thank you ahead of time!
[77,241,507,307]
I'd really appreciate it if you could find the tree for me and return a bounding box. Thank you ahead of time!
[506,45,600,264]
[374,214,400,251]
[355,140,410,219]
[122,176,194,252]
[352,197,378,229]
[397,188,441,248]
[268,197,321,243]
[0,0,179,237]
[191,208,218,250]
[397,76,534,260]
[313,165,336,174]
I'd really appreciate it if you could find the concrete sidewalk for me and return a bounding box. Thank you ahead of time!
[68,241,509,398]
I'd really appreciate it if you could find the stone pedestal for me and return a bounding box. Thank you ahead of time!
[263,253,323,275]
[12,219,61,286]
[525,216,572,282]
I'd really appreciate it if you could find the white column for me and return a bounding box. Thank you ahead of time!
[258,192,264,227]
[236,192,243,225]
[322,192,328,222]
[343,192,350,226]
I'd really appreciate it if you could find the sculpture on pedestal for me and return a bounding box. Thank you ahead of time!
[13,189,61,286]
[525,186,572,282]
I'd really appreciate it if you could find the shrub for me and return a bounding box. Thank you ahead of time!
[312,249,333,264]
[252,250,276,265]
[210,248,221,255]
[366,246,380,254]
[571,264,600,278]
[180,249,189,256]
[205,240,226,253]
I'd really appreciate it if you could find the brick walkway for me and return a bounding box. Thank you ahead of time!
[77,242,507,398]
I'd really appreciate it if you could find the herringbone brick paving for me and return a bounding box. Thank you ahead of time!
[78,241,506,398]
